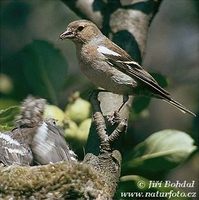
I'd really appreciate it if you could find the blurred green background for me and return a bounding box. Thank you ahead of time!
[0,0,198,197]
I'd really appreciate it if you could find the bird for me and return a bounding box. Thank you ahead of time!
[19,96,77,165]
[32,118,77,165]
[0,96,44,166]
[59,19,196,117]
[0,96,76,166]
[0,128,34,166]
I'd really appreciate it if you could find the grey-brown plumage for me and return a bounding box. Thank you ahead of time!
[60,20,196,117]
[32,118,77,165]
[0,96,76,166]
[0,96,45,166]
[18,96,77,164]
[0,128,35,166]
[15,96,46,128]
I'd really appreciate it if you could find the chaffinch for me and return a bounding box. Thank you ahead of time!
[0,96,76,166]
[0,96,44,166]
[60,19,195,116]
[21,97,77,165]
[32,118,77,165]
[0,128,34,166]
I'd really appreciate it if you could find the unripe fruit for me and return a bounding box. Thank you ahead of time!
[64,120,79,139]
[44,105,65,126]
[65,98,91,124]
[77,118,92,143]
[0,74,13,94]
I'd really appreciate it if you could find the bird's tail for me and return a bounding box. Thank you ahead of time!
[163,98,196,117]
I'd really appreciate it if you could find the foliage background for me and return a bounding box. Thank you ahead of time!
[0,0,199,197]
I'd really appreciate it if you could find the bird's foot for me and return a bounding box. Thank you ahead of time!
[106,111,121,125]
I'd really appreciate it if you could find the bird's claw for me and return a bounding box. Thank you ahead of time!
[106,111,121,125]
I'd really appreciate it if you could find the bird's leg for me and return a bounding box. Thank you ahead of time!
[107,95,129,125]
[118,95,129,113]
[89,90,128,125]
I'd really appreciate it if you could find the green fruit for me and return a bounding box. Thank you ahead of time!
[65,98,91,124]
[44,105,65,126]
[77,118,92,143]
[0,74,13,94]
[64,120,79,139]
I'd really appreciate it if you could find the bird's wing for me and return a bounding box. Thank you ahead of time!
[46,122,77,162]
[0,132,33,166]
[97,43,196,116]
[97,43,170,99]
[109,56,170,98]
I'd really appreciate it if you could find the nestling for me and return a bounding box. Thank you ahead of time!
[0,96,76,166]
[0,128,34,166]
[0,96,45,166]
[60,19,195,116]
[32,118,77,165]
[20,96,77,165]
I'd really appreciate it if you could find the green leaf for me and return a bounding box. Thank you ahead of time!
[20,40,68,104]
[132,96,151,114]
[117,175,150,195]
[122,130,196,176]
[0,99,19,110]
[0,106,20,131]
[130,73,168,118]
[112,30,142,63]
[150,72,168,88]
[1,1,30,28]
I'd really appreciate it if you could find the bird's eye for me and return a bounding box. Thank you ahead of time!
[77,26,84,32]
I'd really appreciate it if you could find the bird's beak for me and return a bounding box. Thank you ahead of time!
[59,29,74,40]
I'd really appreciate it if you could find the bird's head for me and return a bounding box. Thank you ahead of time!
[59,20,102,44]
